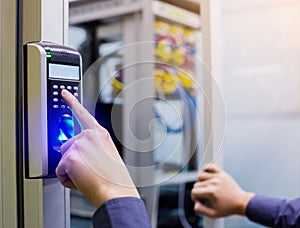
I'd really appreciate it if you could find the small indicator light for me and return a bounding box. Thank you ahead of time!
[46,51,52,58]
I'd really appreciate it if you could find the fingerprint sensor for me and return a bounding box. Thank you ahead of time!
[58,113,74,144]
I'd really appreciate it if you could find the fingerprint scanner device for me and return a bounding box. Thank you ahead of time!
[24,41,82,178]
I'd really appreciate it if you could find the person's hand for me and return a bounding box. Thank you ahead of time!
[56,89,140,208]
[191,165,255,218]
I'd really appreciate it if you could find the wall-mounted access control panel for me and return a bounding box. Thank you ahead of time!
[24,41,82,178]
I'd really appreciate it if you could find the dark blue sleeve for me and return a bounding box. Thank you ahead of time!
[92,197,151,228]
[246,195,300,227]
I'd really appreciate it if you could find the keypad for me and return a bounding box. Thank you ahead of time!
[50,81,80,110]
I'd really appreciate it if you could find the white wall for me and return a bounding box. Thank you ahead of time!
[221,0,300,227]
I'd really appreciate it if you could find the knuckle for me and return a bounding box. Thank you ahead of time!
[197,173,204,179]
[62,155,77,173]
[211,178,220,185]
[191,188,197,195]
[193,182,198,188]
[77,108,84,117]
[65,153,77,165]
[97,127,111,140]
[206,186,217,197]
[82,129,95,140]
[92,119,100,128]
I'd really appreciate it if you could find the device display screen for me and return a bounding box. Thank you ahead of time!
[49,63,80,80]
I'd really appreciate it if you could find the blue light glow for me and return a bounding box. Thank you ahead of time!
[58,129,69,142]
[52,113,75,151]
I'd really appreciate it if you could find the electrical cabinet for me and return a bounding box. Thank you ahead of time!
[68,1,223,227]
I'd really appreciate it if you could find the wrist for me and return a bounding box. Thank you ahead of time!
[236,192,255,216]
[91,187,140,208]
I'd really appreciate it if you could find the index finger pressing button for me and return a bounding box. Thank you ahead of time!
[61,89,98,130]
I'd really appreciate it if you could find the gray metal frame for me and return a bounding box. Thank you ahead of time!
[121,8,157,226]
[201,0,224,227]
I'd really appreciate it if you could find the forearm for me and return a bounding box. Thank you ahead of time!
[246,195,300,227]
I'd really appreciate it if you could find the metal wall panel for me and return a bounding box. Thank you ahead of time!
[0,0,18,227]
